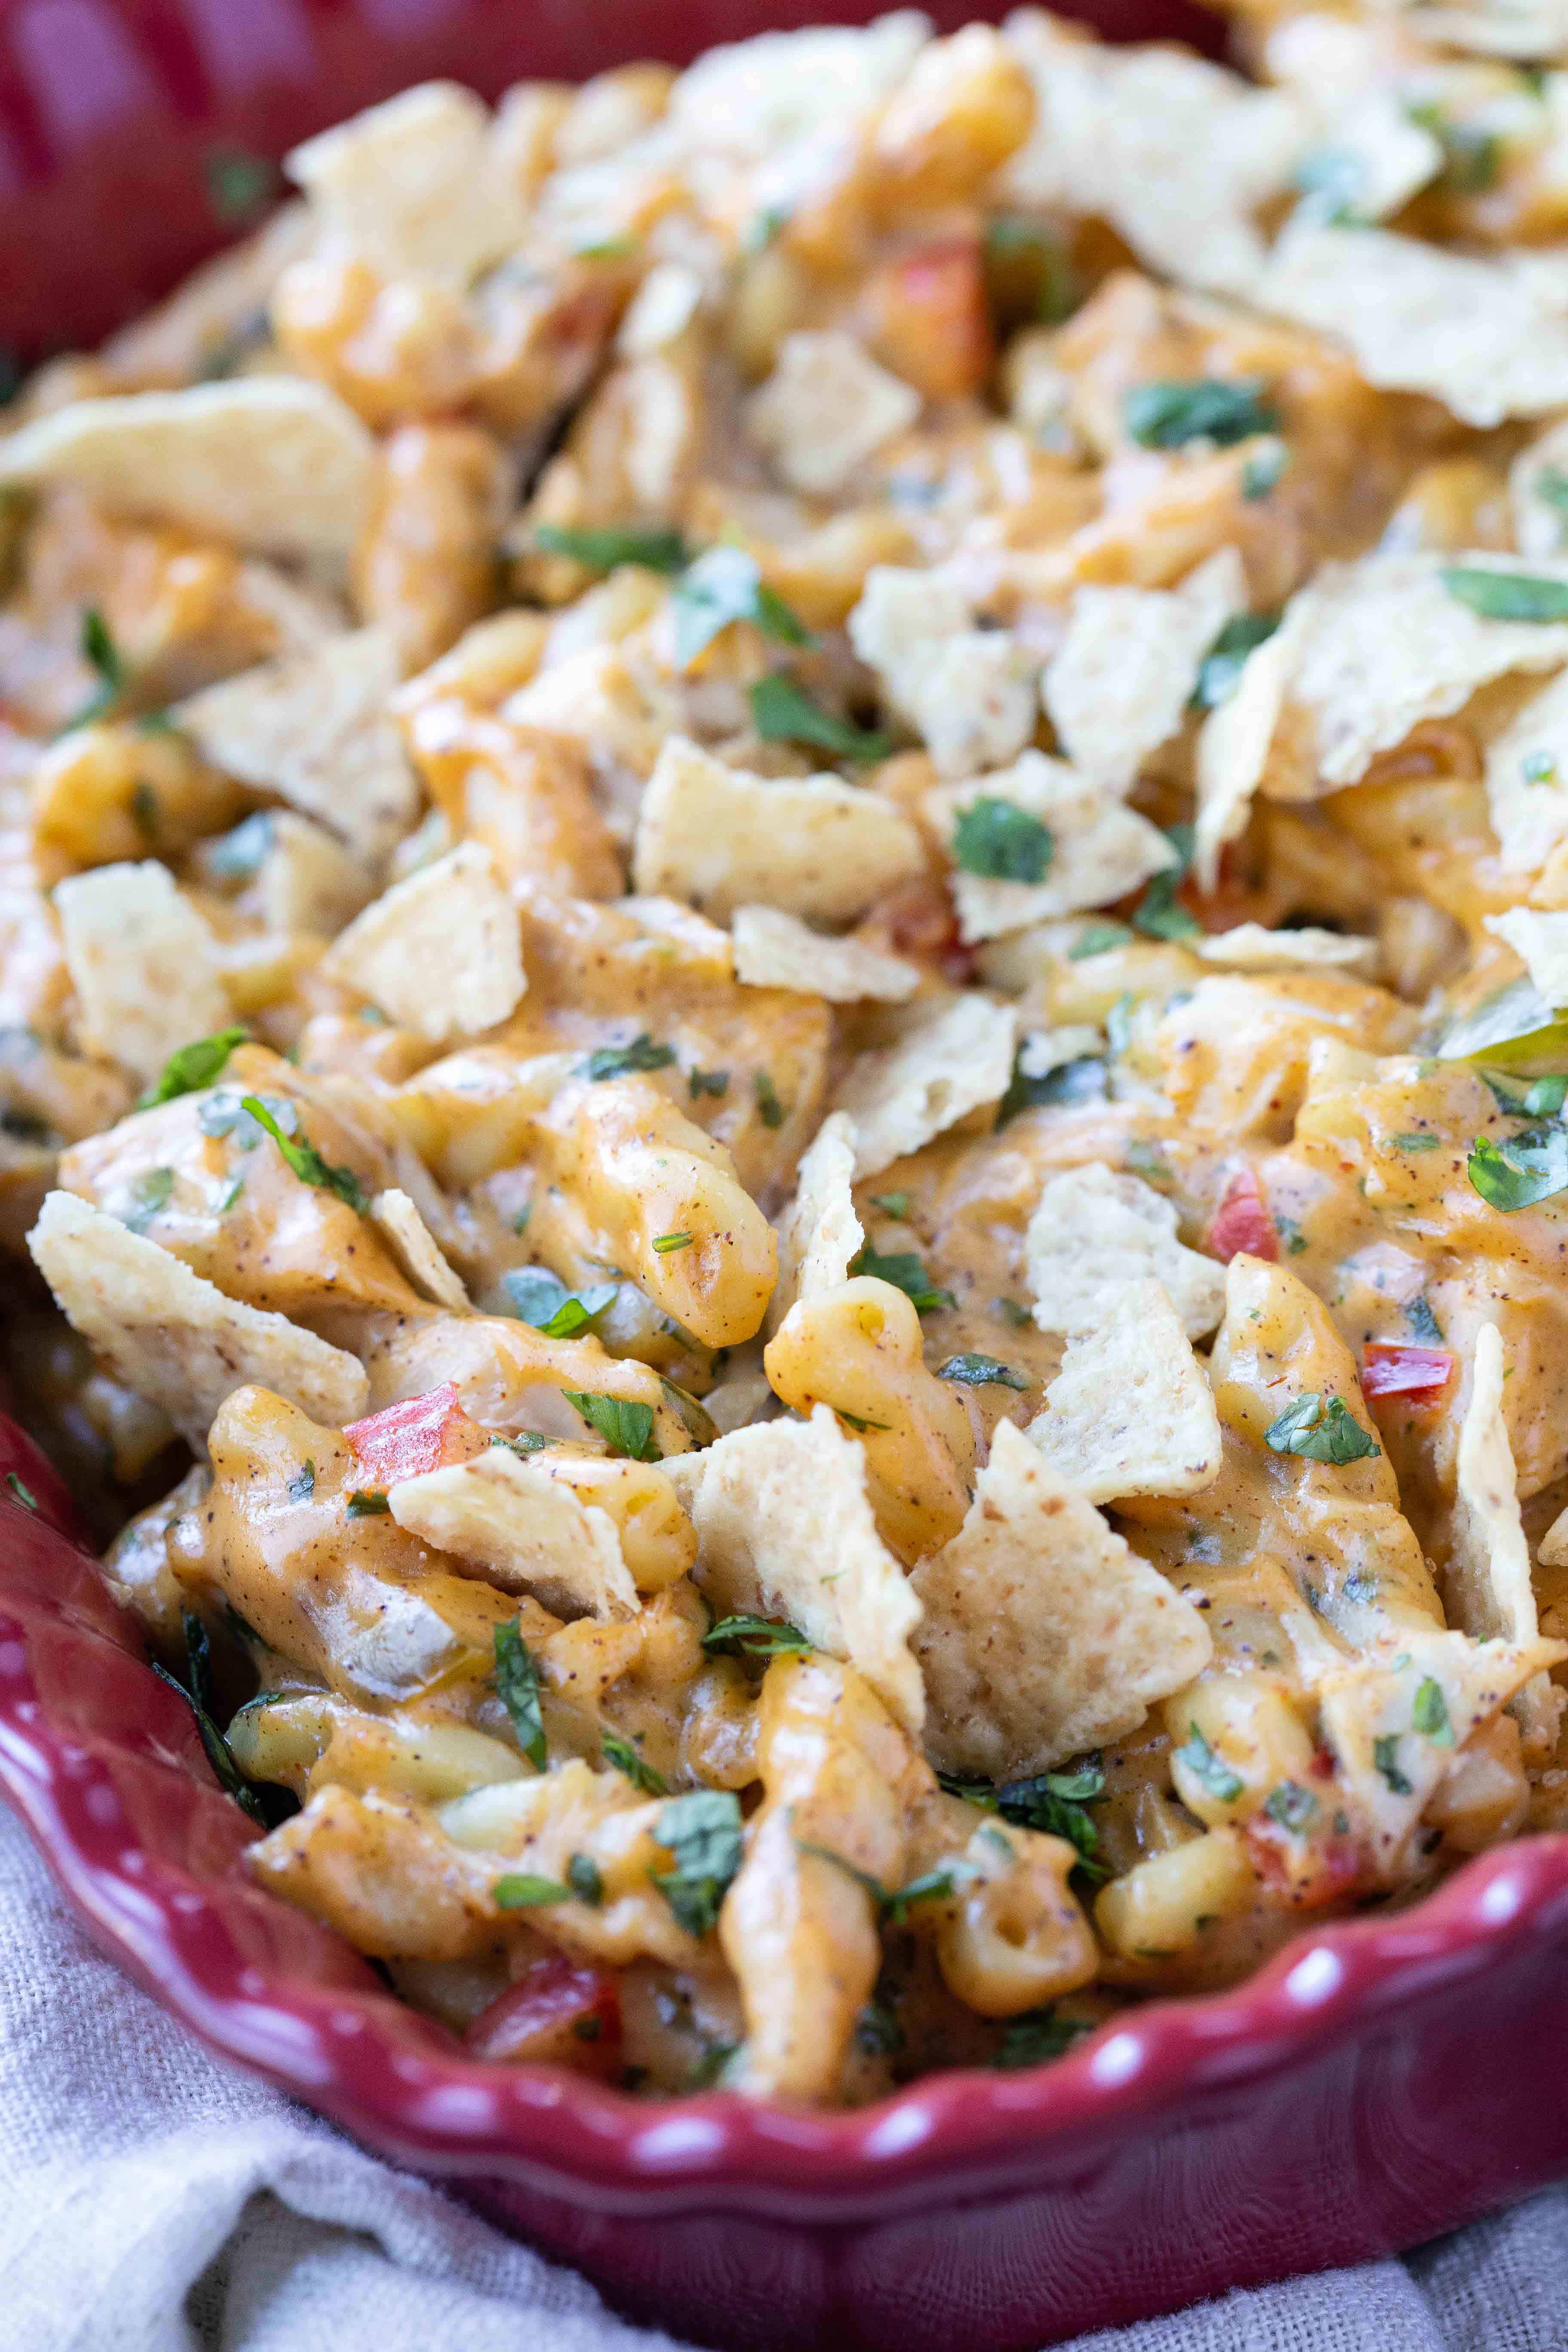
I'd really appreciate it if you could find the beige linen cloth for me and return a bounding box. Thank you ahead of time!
[3,1803,1564,2352]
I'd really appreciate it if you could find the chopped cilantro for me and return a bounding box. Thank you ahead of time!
[689,1066,729,1100]
[951,795,1053,883]
[121,1166,174,1232]
[286,1461,315,1503]
[748,674,893,761]
[936,1353,1030,1390]
[652,1231,693,1253]
[995,1761,1106,1871]
[856,1997,904,2055]
[754,1069,787,1128]
[149,1644,266,1824]
[1413,1676,1455,1746]
[501,1266,619,1338]
[1468,1128,1568,1212]
[62,606,123,731]
[649,1788,742,1935]
[1242,440,1289,501]
[205,145,278,223]
[992,2007,1094,2069]
[494,1873,572,1908]
[140,1025,249,1107]
[1176,1722,1244,1804]
[533,524,689,573]
[1372,1733,1412,1795]
[1132,824,1200,940]
[1069,922,1133,959]
[1407,1295,1445,1344]
[238,1095,368,1213]
[671,546,812,670]
[567,1853,604,1905]
[1263,1780,1319,1833]
[1124,377,1277,450]
[870,1191,909,1219]
[1390,1131,1441,1152]
[6,1470,38,1510]
[701,1614,811,1657]
[745,204,791,251]
[564,1392,660,1460]
[831,1406,891,1433]
[992,1296,1033,1327]
[994,1044,1108,1129]
[1190,613,1279,711]
[489,1432,549,1459]
[345,1490,389,1517]
[494,1618,547,1769]
[1264,1392,1380,1463]
[582,1033,677,1081]
[849,1241,955,1314]
[1440,566,1568,623]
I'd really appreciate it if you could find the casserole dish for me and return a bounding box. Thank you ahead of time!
[6,4,1568,2348]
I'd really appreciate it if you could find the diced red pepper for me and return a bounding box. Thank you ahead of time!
[465,1951,623,2074]
[1243,1812,1362,1909]
[343,1383,485,1487]
[1360,1343,1454,1403]
[867,237,994,402]
[1207,1165,1278,1263]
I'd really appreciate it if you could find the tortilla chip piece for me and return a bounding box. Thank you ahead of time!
[1317,1627,1565,1881]
[633,735,925,925]
[1025,1279,1222,1504]
[732,906,920,1002]
[1510,416,1568,561]
[371,1188,469,1310]
[1194,599,1309,889]
[1043,549,1246,795]
[665,1403,924,1732]
[0,379,374,560]
[847,568,1038,780]
[1259,224,1568,427]
[319,843,525,1044]
[1406,0,1568,57]
[54,861,230,1088]
[927,751,1174,946]
[28,1189,367,1447]
[173,628,417,868]
[767,1111,863,1338]
[743,331,921,496]
[1484,908,1568,1008]
[255,812,376,939]
[833,993,1017,1179]
[1449,1320,1562,1756]
[912,1419,1213,1777]
[389,1446,638,1621]
[1196,922,1380,979]
[286,81,530,289]
[1247,554,1568,805]
[1026,1161,1226,1341]
[1481,667,1568,879]
[1001,22,1305,298]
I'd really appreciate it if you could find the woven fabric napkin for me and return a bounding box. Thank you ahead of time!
[3,1802,1564,2352]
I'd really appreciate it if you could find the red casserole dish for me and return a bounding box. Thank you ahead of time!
[4,5,1568,2347]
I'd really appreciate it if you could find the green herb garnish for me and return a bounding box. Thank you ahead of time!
[1190,613,1279,711]
[1440,566,1568,623]
[121,1167,174,1232]
[205,145,278,223]
[140,1025,249,1108]
[149,1648,266,1824]
[563,1392,661,1460]
[1263,1392,1379,1463]
[1069,922,1133,959]
[649,1788,743,1936]
[689,1067,729,1099]
[345,1490,389,1516]
[603,1730,667,1793]
[754,1070,787,1129]
[849,1242,956,1315]
[62,606,123,731]
[533,524,689,573]
[951,796,1053,883]
[493,1873,572,1908]
[494,1618,547,1769]
[1413,1676,1455,1746]
[1468,1128,1568,1211]
[671,547,812,670]
[1124,377,1277,450]
[749,674,893,761]
[652,1231,693,1254]
[1263,1780,1319,1833]
[501,1267,619,1338]
[992,2007,1094,2069]
[5,1471,37,1510]
[286,1461,315,1503]
[1132,823,1200,941]
[1372,1733,1413,1796]
[567,1853,604,1905]
[701,1614,811,1657]
[582,1033,677,1081]
[870,1191,909,1219]
[238,1095,368,1213]
[994,1046,1108,1130]
[1176,1722,1244,1804]
[936,1354,1030,1390]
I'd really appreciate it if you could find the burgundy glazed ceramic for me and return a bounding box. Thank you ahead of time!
[5,4,1568,2346]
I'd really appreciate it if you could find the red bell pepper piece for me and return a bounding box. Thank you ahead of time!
[1360,1343,1454,1403]
[343,1383,484,1486]
[1207,1165,1278,1263]
[465,1950,623,2073]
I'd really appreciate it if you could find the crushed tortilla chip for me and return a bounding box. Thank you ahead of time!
[731,905,920,1001]
[847,568,1038,780]
[767,1111,863,1338]
[28,1189,367,1446]
[1484,907,1568,1007]
[1194,597,1311,889]
[319,842,525,1044]
[1481,668,1568,879]
[1448,1320,1562,1757]
[0,379,375,560]
[665,1403,924,1731]
[286,81,530,288]
[1317,1626,1565,1881]
[371,1188,469,1310]
[1026,1161,1227,1341]
[1025,1278,1223,1503]
[743,331,921,496]
[54,861,230,1088]
[912,1418,1214,1777]
[1259,223,1568,428]
[1043,548,1246,794]
[256,812,376,939]
[927,751,1175,945]
[1001,17,1306,298]
[174,629,418,867]
[632,735,925,924]
[833,993,1017,1178]
[1510,416,1568,561]
[1197,922,1380,978]
[388,1446,639,1621]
